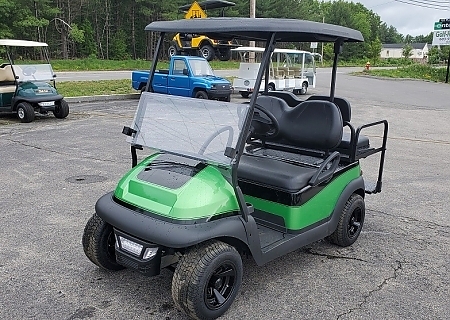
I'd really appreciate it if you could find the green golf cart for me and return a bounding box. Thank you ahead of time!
[0,39,69,123]
[82,18,388,320]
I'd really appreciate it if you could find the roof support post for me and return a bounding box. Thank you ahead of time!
[330,40,343,102]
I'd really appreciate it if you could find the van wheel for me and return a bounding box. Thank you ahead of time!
[172,240,243,320]
[200,44,215,61]
[17,102,35,123]
[82,213,125,271]
[53,99,69,119]
[329,194,365,247]
[267,83,275,91]
[195,90,209,99]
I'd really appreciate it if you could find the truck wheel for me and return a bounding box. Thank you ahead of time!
[82,213,125,271]
[16,102,35,123]
[172,240,243,320]
[168,45,179,58]
[200,44,215,61]
[329,194,365,247]
[195,90,209,99]
[53,99,69,119]
[218,49,232,61]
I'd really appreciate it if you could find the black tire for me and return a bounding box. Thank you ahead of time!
[217,49,232,61]
[199,44,215,61]
[267,83,275,91]
[329,194,365,247]
[53,99,69,119]
[300,82,308,95]
[172,240,243,320]
[195,90,209,99]
[82,213,125,271]
[16,102,35,123]
[240,92,250,98]
[224,94,231,102]
[168,45,179,58]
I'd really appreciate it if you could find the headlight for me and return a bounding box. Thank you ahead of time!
[118,236,143,256]
[143,247,158,260]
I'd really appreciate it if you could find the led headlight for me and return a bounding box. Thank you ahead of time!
[143,247,158,260]
[118,236,143,256]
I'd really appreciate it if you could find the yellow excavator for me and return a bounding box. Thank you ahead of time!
[168,0,239,61]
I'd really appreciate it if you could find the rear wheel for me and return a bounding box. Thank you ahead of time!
[53,99,69,119]
[217,49,232,61]
[200,44,215,61]
[172,240,243,320]
[82,213,125,271]
[329,194,365,247]
[16,102,35,123]
[195,90,209,99]
[267,83,275,91]
[300,82,308,95]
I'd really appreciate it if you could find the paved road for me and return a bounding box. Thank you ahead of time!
[0,73,449,319]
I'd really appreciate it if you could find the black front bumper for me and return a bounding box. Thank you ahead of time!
[207,89,231,99]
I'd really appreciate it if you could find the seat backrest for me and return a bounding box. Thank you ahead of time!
[264,90,302,107]
[307,95,351,123]
[0,64,15,82]
[255,95,290,121]
[281,100,343,151]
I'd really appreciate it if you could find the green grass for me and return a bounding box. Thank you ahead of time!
[57,79,136,97]
[357,64,449,83]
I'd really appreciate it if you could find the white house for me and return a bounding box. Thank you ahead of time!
[380,43,429,60]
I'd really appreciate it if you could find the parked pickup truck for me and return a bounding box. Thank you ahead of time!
[132,56,232,101]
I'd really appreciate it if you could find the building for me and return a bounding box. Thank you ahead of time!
[380,43,429,60]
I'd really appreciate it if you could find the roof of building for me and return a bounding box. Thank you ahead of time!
[382,43,427,50]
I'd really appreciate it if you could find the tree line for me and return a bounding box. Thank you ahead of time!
[0,0,440,61]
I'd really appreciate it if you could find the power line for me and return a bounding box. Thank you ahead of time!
[394,0,450,10]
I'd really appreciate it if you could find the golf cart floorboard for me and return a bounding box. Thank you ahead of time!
[257,224,294,252]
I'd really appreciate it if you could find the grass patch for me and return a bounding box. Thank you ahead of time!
[357,64,449,83]
[57,79,136,97]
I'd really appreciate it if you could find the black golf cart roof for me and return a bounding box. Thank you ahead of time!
[145,18,364,43]
[178,0,235,12]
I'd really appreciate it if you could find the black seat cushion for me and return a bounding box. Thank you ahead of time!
[238,154,316,192]
[339,132,370,150]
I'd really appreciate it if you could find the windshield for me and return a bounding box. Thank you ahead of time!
[12,64,54,82]
[188,59,215,76]
[128,92,250,167]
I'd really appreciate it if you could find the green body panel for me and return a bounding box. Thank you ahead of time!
[0,92,14,107]
[114,154,239,220]
[244,165,361,230]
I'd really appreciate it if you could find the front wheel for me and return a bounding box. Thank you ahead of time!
[172,241,243,320]
[195,90,209,99]
[82,213,125,271]
[16,102,35,123]
[53,99,69,119]
[329,194,365,247]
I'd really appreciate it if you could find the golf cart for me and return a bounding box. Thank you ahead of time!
[0,39,68,123]
[232,46,316,98]
[82,18,388,320]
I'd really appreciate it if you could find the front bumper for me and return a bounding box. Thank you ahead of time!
[207,89,231,99]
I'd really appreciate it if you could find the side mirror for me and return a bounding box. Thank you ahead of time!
[183,68,189,76]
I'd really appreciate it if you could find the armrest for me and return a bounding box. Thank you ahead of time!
[309,151,340,187]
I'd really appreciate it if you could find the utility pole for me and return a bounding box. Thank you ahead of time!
[249,0,256,62]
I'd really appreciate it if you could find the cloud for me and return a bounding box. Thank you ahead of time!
[357,0,448,36]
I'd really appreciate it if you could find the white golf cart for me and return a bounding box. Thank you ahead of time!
[232,46,316,98]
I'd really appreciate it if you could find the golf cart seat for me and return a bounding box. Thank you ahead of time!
[239,98,343,193]
[264,90,302,107]
[307,95,370,157]
[0,64,16,93]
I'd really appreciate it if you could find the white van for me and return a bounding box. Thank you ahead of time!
[232,47,316,98]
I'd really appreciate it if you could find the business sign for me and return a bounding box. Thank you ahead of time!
[432,18,450,45]
[185,1,207,19]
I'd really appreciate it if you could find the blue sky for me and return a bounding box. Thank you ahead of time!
[356,0,449,37]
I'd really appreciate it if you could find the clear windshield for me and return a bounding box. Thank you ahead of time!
[188,59,215,76]
[12,64,54,82]
[128,92,250,167]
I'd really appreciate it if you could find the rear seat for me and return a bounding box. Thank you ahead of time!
[239,98,343,192]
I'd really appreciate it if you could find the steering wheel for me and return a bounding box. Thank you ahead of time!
[22,66,37,77]
[199,126,234,155]
[252,104,280,138]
